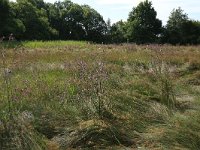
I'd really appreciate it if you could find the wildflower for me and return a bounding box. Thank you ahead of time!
[9,33,15,41]
[0,36,5,42]
[4,68,12,78]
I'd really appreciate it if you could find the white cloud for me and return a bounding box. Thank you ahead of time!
[10,0,200,24]
[97,0,143,5]
[111,6,133,11]
[78,0,200,24]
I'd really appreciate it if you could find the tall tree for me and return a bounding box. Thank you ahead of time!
[105,18,112,43]
[176,20,200,44]
[127,0,162,44]
[46,1,107,42]
[0,0,10,35]
[2,2,26,39]
[47,0,84,40]
[165,7,189,44]
[67,3,85,40]
[106,18,111,35]
[15,0,57,40]
[46,2,63,39]
[110,20,127,43]
[82,5,107,43]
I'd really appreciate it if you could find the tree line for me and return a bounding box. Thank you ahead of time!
[1,0,200,44]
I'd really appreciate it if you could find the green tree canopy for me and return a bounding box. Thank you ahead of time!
[82,5,107,42]
[167,7,188,29]
[1,0,200,44]
[110,20,127,43]
[0,0,10,35]
[165,7,192,44]
[127,0,162,44]
[181,20,200,44]
[44,1,107,42]
[3,2,25,38]
[15,0,57,40]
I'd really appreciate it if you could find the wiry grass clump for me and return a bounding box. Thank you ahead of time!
[161,111,200,149]
[0,41,200,149]
[0,114,46,150]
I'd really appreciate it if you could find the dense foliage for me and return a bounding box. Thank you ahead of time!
[0,0,200,44]
[163,7,200,44]
[126,0,162,44]
[0,0,10,33]
[0,0,107,42]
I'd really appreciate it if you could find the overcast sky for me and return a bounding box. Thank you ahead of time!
[40,0,200,24]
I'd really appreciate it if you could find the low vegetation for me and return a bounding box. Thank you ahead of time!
[0,41,200,149]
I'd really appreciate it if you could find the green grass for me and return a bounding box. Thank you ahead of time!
[0,40,88,49]
[0,41,200,149]
[23,40,88,49]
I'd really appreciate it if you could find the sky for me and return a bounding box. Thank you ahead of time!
[32,0,200,24]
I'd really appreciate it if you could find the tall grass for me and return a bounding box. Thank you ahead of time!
[0,45,46,150]
[150,59,176,109]
[0,42,200,149]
